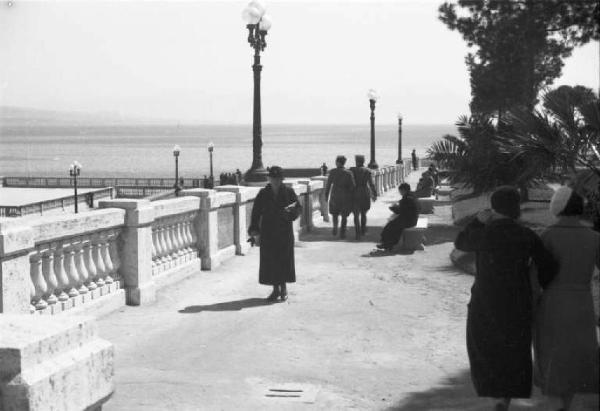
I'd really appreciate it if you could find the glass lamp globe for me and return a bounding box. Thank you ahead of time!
[397,113,403,120]
[259,14,272,31]
[248,0,266,16]
[367,89,379,102]
[207,142,215,152]
[173,145,181,156]
[242,5,262,24]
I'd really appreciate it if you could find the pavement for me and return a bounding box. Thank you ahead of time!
[97,169,598,411]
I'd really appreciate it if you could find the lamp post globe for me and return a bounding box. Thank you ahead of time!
[242,1,271,183]
[367,89,379,169]
[207,142,215,189]
[396,113,403,164]
[173,145,181,196]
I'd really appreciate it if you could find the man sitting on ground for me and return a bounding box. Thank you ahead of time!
[414,171,436,198]
[376,183,419,251]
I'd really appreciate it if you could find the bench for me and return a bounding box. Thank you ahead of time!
[397,217,428,251]
[417,195,436,214]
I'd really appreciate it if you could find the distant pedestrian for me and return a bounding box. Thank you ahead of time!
[454,186,557,411]
[428,164,440,186]
[376,183,418,251]
[325,155,356,239]
[320,162,328,176]
[248,166,301,302]
[411,149,418,170]
[350,155,377,239]
[534,187,599,411]
[235,169,243,185]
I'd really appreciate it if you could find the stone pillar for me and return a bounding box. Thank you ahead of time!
[214,185,253,256]
[283,181,305,239]
[0,220,34,314]
[182,188,221,270]
[99,199,155,306]
[310,176,329,222]
[0,315,114,411]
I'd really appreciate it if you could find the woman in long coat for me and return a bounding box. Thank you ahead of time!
[350,154,377,239]
[325,155,356,239]
[534,187,599,411]
[248,166,301,302]
[454,186,557,410]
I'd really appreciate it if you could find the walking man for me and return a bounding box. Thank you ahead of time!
[325,155,356,239]
[350,154,377,239]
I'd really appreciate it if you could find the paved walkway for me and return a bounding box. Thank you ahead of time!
[98,169,598,410]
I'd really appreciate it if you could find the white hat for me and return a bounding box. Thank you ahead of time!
[550,186,573,216]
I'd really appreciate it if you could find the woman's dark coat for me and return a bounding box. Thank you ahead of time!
[350,166,377,212]
[248,184,301,285]
[325,167,356,216]
[380,193,419,247]
[455,218,556,398]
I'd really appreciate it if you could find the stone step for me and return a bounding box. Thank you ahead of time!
[0,315,97,379]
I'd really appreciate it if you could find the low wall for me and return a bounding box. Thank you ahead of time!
[0,183,327,316]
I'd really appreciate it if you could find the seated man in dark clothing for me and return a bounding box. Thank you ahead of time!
[376,183,419,251]
[414,171,435,198]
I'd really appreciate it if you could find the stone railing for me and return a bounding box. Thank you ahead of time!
[2,176,210,190]
[0,182,330,316]
[371,164,406,196]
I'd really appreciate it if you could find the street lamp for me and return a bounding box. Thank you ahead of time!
[173,145,181,196]
[69,161,82,213]
[242,0,272,183]
[207,141,215,188]
[396,113,403,164]
[367,89,379,169]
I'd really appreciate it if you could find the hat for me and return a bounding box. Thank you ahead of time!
[549,186,573,216]
[267,166,284,179]
[490,186,521,219]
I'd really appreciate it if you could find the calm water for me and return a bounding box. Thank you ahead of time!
[0,124,453,178]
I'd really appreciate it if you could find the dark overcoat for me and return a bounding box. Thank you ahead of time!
[248,184,301,285]
[380,193,419,246]
[350,166,376,212]
[455,218,556,398]
[325,167,356,216]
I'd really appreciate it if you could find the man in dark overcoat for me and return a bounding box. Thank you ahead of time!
[248,166,301,302]
[454,186,556,411]
[350,154,377,239]
[376,183,418,250]
[325,155,356,239]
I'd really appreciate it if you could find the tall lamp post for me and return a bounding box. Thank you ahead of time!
[69,161,82,213]
[242,1,272,183]
[367,89,379,169]
[396,113,403,164]
[173,145,181,196]
[207,141,215,188]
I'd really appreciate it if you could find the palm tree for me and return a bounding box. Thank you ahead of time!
[427,115,517,195]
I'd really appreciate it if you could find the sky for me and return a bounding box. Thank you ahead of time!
[0,0,598,125]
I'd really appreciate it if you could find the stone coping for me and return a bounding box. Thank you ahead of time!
[152,197,200,220]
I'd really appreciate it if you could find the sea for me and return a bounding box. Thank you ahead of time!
[0,124,454,178]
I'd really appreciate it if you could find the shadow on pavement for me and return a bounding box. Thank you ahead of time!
[424,225,462,246]
[300,226,383,243]
[361,248,415,257]
[178,298,275,313]
[385,369,484,411]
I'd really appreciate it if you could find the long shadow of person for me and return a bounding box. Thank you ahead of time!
[178,298,276,313]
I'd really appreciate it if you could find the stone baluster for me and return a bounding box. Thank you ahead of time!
[30,250,48,310]
[83,238,97,290]
[74,237,89,295]
[151,227,159,269]
[53,244,70,302]
[101,233,114,284]
[163,220,174,261]
[63,242,80,298]
[41,245,58,305]
[166,218,179,259]
[108,229,121,280]
[174,217,186,257]
[157,225,169,263]
[92,234,106,287]
[188,214,198,251]
[29,271,36,313]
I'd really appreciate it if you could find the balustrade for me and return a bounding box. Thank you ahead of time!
[28,229,122,313]
[151,212,198,276]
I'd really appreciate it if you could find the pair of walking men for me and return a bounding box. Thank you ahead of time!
[325,155,377,239]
